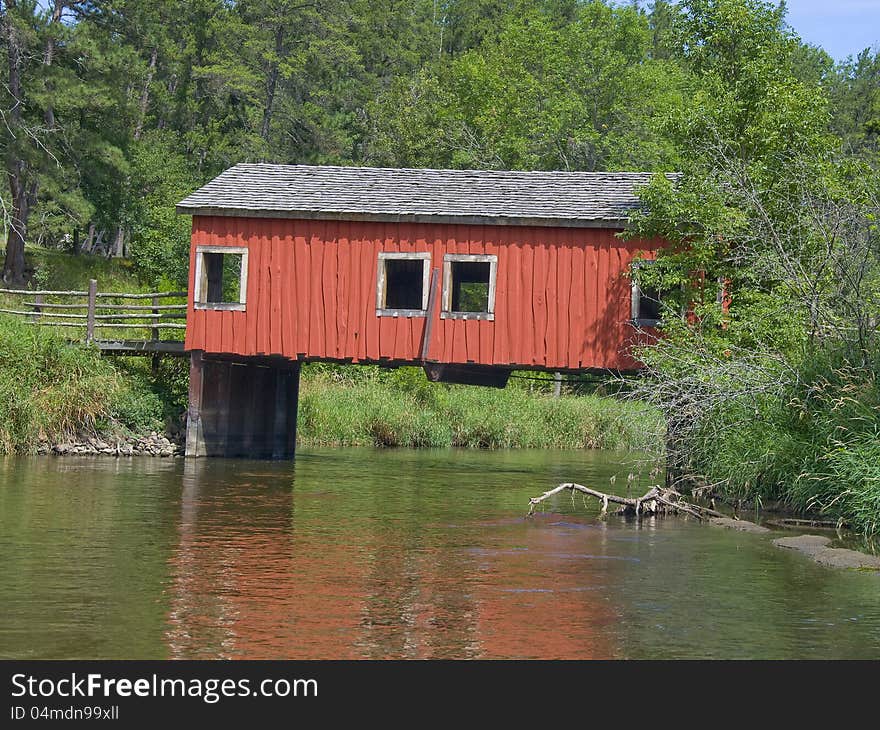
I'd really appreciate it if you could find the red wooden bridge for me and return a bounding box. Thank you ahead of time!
[174,164,670,459]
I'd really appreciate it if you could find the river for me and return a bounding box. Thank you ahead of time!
[1,448,879,659]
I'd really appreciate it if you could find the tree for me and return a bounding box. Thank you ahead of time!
[366,0,686,171]
[1,1,68,283]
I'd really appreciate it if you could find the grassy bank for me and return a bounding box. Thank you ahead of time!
[0,315,186,451]
[298,366,661,451]
[683,354,880,537]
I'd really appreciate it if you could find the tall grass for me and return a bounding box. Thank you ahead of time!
[297,366,661,451]
[0,315,171,452]
[686,354,880,536]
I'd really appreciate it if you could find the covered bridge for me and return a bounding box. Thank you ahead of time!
[176,164,670,458]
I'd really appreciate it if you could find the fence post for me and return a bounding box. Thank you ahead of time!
[151,294,160,376]
[31,294,43,324]
[86,279,97,342]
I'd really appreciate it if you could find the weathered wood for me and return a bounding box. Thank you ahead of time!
[32,294,43,323]
[86,279,97,342]
[95,290,187,299]
[91,313,186,320]
[186,354,299,459]
[185,350,206,458]
[95,340,186,355]
[97,303,186,311]
[0,307,87,318]
[528,482,726,520]
[151,294,160,376]
[22,302,186,311]
[91,322,187,329]
[420,266,440,361]
[23,302,88,309]
[0,288,88,296]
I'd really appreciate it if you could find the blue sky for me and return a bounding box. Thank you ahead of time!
[784,0,880,60]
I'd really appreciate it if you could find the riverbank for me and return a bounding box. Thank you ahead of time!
[0,311,661,455]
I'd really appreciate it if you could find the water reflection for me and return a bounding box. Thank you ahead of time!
[163,455,624,659]
[2,450,880,659]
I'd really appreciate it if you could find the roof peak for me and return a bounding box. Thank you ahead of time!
[229,162,674,176]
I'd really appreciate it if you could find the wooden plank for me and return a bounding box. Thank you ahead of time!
[323,220,338,358]
[569,241,586,368]
[269,219,283,355]
[245,224,260,356]
[86,279,97,342]
[294,222,310,357]
[279,221,292,357]
[337,220,350,359]
[556,229,572,369]
[597,234,610,364]
[504,231,519,366]
[308,222,325,357]
[365,234,380,361]
[532,234,549,366]
[545,233,558,368]
[450,235,467,365]
[420,267,440,360]
[345,221,361,360]
[97,340,186,355]
[184,219,199,352]
[586,237,599,366]
[257,227,272,355]
[94,291,187,299]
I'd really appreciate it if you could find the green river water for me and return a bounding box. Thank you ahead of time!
[1,448,879,659]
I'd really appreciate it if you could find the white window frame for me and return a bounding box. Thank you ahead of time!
[376,252,431,317]
[193,245,249,311]
[441,253,497,321]
[630,259,662,327]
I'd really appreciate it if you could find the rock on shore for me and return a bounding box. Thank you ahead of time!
[773,534,880,570]
[709,517,771,534]
[38,432,183,457]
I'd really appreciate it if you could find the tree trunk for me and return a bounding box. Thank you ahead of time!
[260,25,283,143]
[2,0,65,284]
[134,47,158,142]
[112,226,125,258]
[3,175,28,285]
[3,0,27,284]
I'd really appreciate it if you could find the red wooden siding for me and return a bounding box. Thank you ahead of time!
[185,216,661,371]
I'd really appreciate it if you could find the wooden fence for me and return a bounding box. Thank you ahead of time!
[0,278,187,344]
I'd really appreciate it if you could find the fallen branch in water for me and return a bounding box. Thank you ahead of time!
[527,482,727,521]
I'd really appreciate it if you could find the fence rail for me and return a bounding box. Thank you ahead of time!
[0,278,187,344]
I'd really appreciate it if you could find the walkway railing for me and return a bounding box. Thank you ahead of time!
[0,278,187,345]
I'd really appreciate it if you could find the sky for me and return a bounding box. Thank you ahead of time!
[784,0,880,60]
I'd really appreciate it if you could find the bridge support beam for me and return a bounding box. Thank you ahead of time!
[185,350,300,459]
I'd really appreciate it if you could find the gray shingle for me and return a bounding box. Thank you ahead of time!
[176,164,678,228]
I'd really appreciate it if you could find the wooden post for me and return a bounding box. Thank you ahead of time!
[420,267,440,361]
[184,355,301,459]
[86,279,97,342]
[151,294,160,376]
[554,372,562,398]
[185,350,206,458]
[32,294,43,324]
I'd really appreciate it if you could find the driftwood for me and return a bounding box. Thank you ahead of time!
[528,482,727,521]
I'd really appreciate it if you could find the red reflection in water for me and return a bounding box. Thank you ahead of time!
[165,466,617,659]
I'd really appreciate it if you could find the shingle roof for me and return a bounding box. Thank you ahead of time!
[176,164,677,228]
